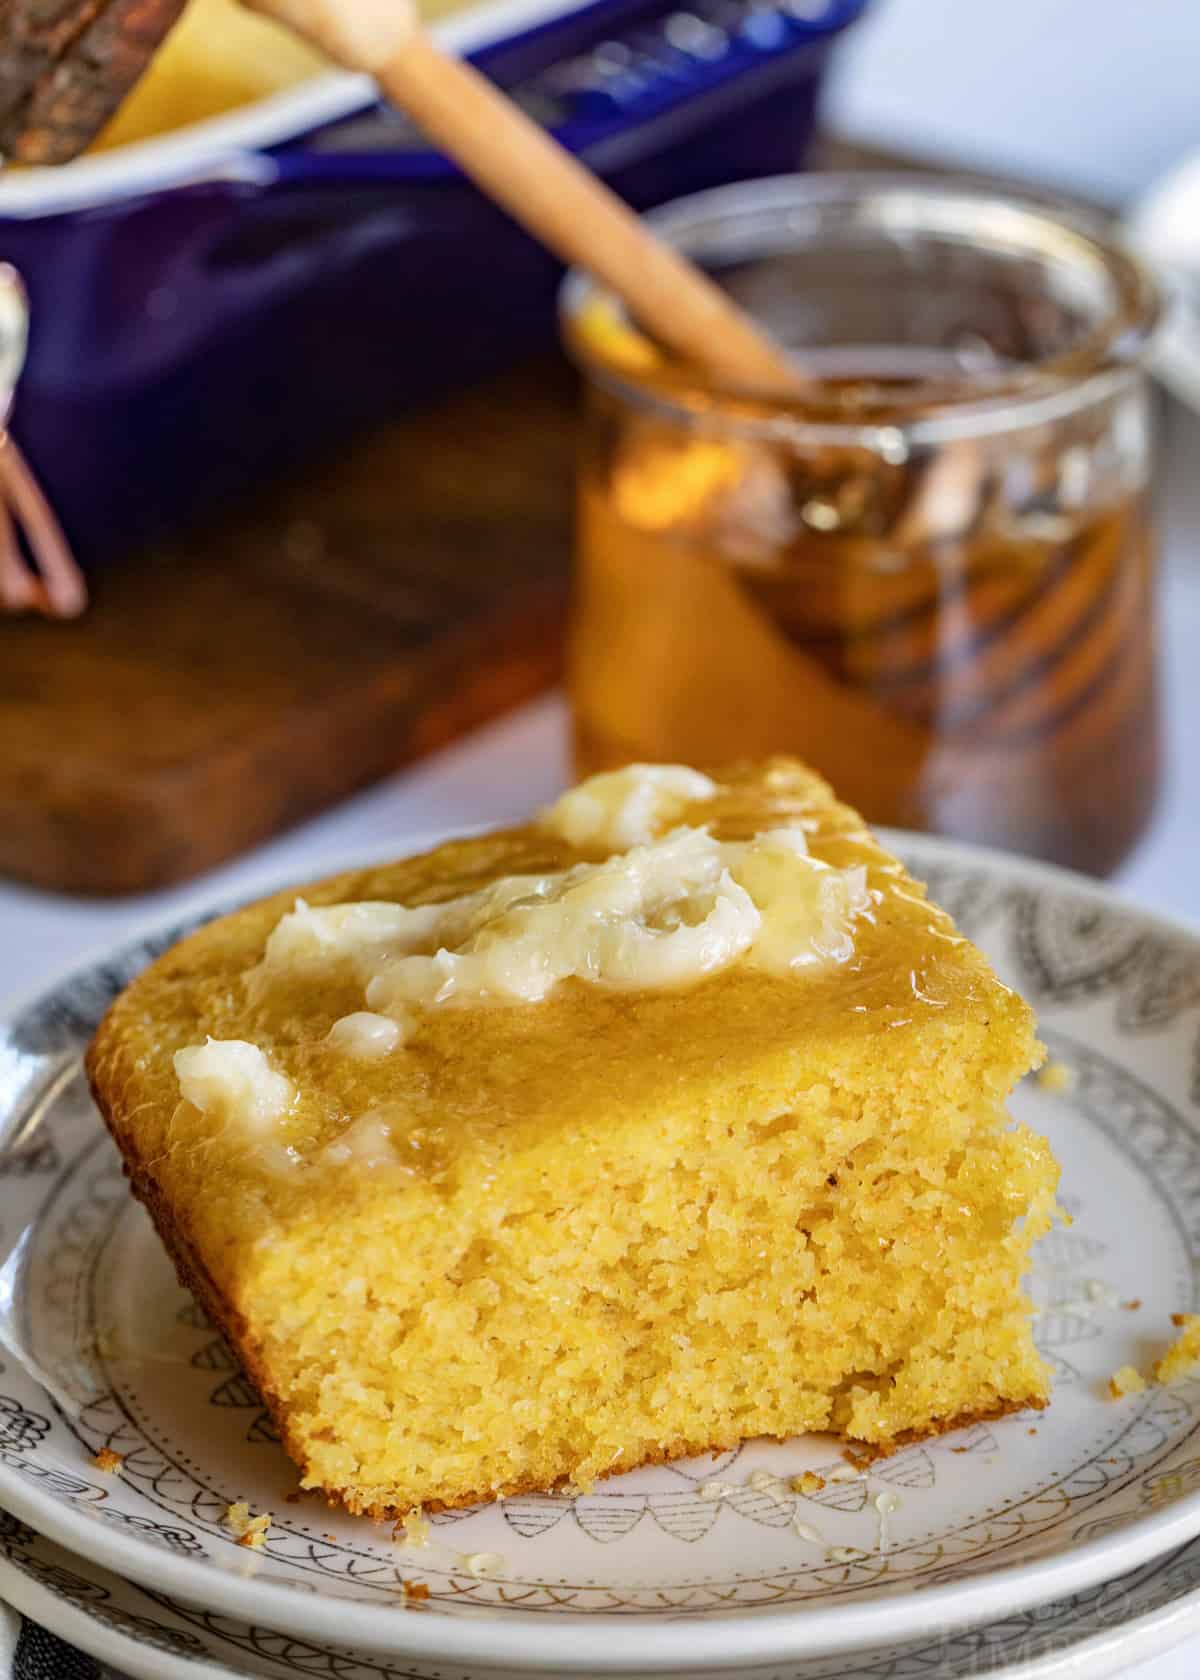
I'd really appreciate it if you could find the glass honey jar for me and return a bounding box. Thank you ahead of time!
[561,176,1163,875]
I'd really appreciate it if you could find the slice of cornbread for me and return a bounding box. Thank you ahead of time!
[86,759,1057,1517]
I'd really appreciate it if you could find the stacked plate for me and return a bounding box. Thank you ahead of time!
[4,833,1200,1679]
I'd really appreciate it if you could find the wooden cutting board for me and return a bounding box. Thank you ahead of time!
[0,357,575,896]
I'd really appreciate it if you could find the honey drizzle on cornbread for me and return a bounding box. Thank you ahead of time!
[174,767,876,1161]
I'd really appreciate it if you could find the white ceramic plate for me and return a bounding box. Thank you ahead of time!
[5,1508,1200,1680]
[2,834,1200,1673]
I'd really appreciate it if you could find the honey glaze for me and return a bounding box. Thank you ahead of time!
[171,764,1001,1173]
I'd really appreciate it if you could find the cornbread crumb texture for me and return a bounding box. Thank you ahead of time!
[87,758,1055,1519]
[91,1448,123,1474]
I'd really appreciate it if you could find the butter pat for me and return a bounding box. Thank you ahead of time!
[257,899,434,981]
[326,1011,405,1059]
[363,826,759,1006]
[174,1039,293,1132]
[734,828,867,969]
[540,764,716,852]
[259,820,870,1014]
[177,772,874,1152]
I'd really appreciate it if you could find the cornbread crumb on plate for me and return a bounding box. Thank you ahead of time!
[1108,1365,1147,1400]
[459,1551,506,1580]
[396,1509,430,1549]
[1108,1314,1200,1398]
[223,1501,271,1548]
[86,759,1057,1520]
[1156,1315,1200,1384]
[791,1472,826,1495]
[91,1448,123,1474]
[1036,1061,1076,1093]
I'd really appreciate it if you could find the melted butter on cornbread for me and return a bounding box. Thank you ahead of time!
[174,1040,293,1131]
[254,775,871,1014]
[174,1038,301,1174]
[268,825,870,1017]
[325,1011,406,1058]
[540,763,716,850]
[174,767,871,1158]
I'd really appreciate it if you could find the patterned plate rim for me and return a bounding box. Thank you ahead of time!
[3,830,1200,1671]
[0,1550,232,1680]
[4,1519,1200,1680]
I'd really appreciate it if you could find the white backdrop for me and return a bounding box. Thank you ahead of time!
[824,0,1200,205]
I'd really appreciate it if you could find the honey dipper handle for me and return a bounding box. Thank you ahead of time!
[242,0,800,392]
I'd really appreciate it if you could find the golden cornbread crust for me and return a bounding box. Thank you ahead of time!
[94,1125,315,1497]
[839,1397,1046,1471]
[87,757,1058,1520]
[371,1397,1045,1519]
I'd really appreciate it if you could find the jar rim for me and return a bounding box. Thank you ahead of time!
[559,173,1162,446]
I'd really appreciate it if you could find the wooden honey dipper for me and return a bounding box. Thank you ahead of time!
[239,0,801,392]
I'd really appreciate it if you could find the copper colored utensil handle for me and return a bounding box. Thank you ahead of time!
[0,434,87,618]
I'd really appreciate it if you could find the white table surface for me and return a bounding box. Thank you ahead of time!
[1,401,1198,1677]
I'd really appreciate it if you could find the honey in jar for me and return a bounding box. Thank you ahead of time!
[562,177,1163,876]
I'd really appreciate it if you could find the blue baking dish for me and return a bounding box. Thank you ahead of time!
[0,0,869,564]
